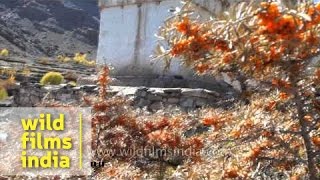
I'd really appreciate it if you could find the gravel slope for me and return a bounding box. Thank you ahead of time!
[0,0,99,59]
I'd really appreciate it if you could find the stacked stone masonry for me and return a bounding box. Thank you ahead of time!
[3,83,237,110]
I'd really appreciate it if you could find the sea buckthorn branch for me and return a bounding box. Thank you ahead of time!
[154,1,320,178]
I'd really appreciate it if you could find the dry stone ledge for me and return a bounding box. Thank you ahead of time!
[2,83,238,110]
[128,86,237,111]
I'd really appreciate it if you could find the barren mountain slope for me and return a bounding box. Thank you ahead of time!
[0,0,99,59]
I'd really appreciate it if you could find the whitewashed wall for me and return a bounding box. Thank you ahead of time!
[97,0,236,76]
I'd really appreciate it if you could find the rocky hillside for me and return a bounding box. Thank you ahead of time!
[0,0,99,58]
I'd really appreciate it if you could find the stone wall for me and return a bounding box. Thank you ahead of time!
[8,83,97,107]
[130,86,237,111]
[3,83,237,110]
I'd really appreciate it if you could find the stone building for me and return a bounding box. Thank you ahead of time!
[96,0,298,78]
[97,0,240,77]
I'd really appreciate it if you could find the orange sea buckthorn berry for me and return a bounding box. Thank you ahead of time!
[105,167,117,177]
[281,14,296,26]
[272,78,280,86]
[195,63,210,74]
[261,130,273,137]
[266,101,277,111]
[243,119,254,128]
[268,2,280,18]
[170,39,189,56]
[269,2,279,11]
[175,17,190,34]
[265,21,277,33]
[306,33,319,45]
[279,92,289,100]
[308,7,315,16]
[189,24,200,36]
[213,39,229,51]
[247,146,262,160]
[202,117,218,126]
[223,167,239,178]
[312,136,320,146]
[316,3,320,11]
[230,129,241,138]
[268,46,280,61]
[281,80,291,88]
[303,115,313,122]
[294,33,304,41]
[222,52,234,64]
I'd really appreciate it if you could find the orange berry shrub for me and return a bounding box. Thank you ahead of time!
[86,66,225,179]
[155,1,320,179]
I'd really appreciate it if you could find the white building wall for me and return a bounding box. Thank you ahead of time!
[97,0,237,76]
